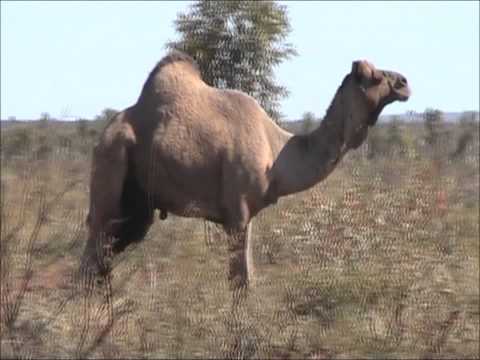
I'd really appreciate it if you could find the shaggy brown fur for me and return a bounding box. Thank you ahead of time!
[81,51,410,289]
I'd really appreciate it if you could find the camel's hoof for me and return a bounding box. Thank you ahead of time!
[229,279,249,292]
[228,264,250,290]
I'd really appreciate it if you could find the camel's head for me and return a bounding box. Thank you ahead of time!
[344,60,411,148]
[351,60,411,123]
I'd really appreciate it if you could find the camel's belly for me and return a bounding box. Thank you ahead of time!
[132,145,224,222]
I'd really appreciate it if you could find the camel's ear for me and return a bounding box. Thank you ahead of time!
[351,60,372,81]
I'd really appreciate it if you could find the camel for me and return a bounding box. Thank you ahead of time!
[81,51,410,290]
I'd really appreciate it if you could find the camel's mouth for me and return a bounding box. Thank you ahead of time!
[389,73,411,102]
[395,86,411,102]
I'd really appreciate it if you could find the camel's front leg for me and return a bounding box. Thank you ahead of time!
[227,222,253,290]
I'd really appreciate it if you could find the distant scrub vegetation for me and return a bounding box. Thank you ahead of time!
[2,109,478,164]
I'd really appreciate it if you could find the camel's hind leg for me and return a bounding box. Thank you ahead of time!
[81,116,136,277]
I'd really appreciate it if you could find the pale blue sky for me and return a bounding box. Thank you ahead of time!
[1,1,479,120]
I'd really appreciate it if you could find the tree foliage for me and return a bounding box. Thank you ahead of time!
[3,128,32,159]
[167,0,297,121]
[40,112,51,121]
[94,108,118,123]
[301,111,317,134]
[366,126,383,159]
[386,116,406,156]
[38,112,51,130]
[424,108,445,147]
[450,111,478,159]
[76,119,89,139]
[93,108,119,133]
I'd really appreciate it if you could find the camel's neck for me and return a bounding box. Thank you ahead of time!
[270,81,364,198]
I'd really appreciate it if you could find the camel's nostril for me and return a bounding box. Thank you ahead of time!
[400,76,407,85]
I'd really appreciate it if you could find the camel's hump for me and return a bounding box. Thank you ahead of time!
[150,50,200,78]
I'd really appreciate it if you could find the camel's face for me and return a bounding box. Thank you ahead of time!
[342,60,410,149]
[351,60,411,125]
